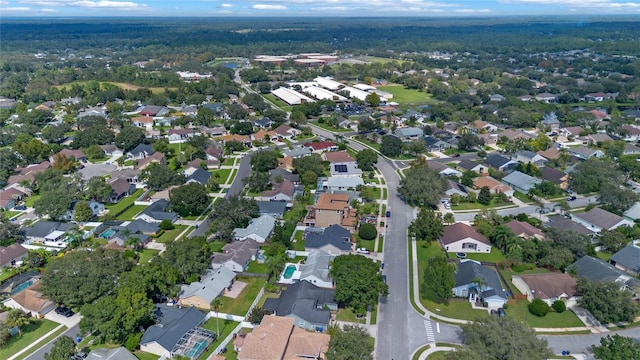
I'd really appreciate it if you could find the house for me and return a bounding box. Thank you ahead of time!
[256,201,288,219]
[263,280,337,331]
[205,146,224,168]
[504,220,545,240]
[139,105,169,117]
[23,221,73,245]
[579,133,612,146]
[135,199,178,223]
[140,305,211,358]
[541,115,561,130]
[456,159,486,174]
[537,147,561,161]
[571,207,634,233]
[85,347,138,360]
[568,146,604,160]
[108,178,137,203]
[185,168,212,185]
[484,154,517,172]
[50,148,86,163]
[167,128,195,142]
[512,151,548,167]
[512,273,579,307]
[273,124,301,140]
[443,180,468,199]
[0,244,28,268]
[303,193,357,231]
[218,134,252,148]
[561,126,585,137]
[63,200,105,221]
[0,187,27,210]
[251,129,277,143]
[322,151,355,164]
[233,214,276,243]
[137,152,166,170]
[254,117,275,129]
[477,133,498,145]
[131,116,155,128]
[569,256,640,295]
[439,223,491,253]
[394,127,423,141]
[324,176,364,192]
[497,129,535,142]
[305,140,336,153]
[622,109,640,122]
[282,146,312,159]
[237,316,330,360]
[211,238,260,273]
[585,92,612,102]
[473,176,514,197]
[200,125,227,137]
[424,136,453,152]
[298,250,333,289]
[426,161,462,177]
[329,162,362,177]
[545,216,594,237]
[269,168,300,185]
[540,167,569,189]
[7,161,51,186]
[126,143,155,160]
[259,180,295,203]
[609,243,640,276]
[452,260,507,309]
[3,282,55,317]
[202,102,225,114]
[501,171,542,194]
[623,143,640,156]
[304,225,352,255]
[468,120,498,133]
[178,267,236,310]
[535,93,557,103]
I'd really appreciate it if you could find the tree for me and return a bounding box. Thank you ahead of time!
[449,317,553,360]
[42,123,71,144]
[355,149,378,171]
[528,298,550,317]
[457,133,484,151]
[230,121,253,134]
[44,336,76,360]
[34,189,74,220]
[250,150,279,172]
[598,183,639,213]
[12,136,51,163]
[0,213,24,246]
[300,170,318,187]
[208,195,259,241]
[211,297,222,336]
[577,278,638,324]
[143,163,185,190]
[358,223,377,240]
[598,229,628,253]
[357,116,379,133]
[330,254,388,314]
[85,144,105,160]
[85,176,113,202]
[6,309,30,336]
[72,125,115,149]
[443,212,455,224]
[410,208,444,242]
[326,325,374,360]
[0,322,10,347]
[365,92,380,107]
[115,126,146,152]
[569,158,621,194]
[52,153,76,173]
[398,163,447,208]
[592,334,640,360]
[73,200,94,222]
[552,300,566,313]
[0,148,21,186]
[248,307,269,324]
[244,171,271,192]
[380,135,402,157]
[477,186,492,205]
[162,236,212,283]
[169,183,210,216]
[404,139,427,156]
[289,110,307,126]
[293,154,325,178]
[421,256,455,304]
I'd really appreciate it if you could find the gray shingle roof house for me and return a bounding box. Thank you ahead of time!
[568,146,604,160]
[263,280,337,331]
[394,127,423,141]
[256,201,288,219]
[501,171,542,194]
[304,225,352,254]
[211,239,260,273]
[269,168,300,184]
[484,154,517,172]
[140,305,210,358]
[283,146,312,159]
[178,266,236,310]
[610,243,640,276]
[513,150,548,167]
[233,214,276,243]
[298,250,333,289]
[452,260,507,309]
[23,221,74,243]
[571,207,634,232]
[136,199,178,223]
[186,168,212,185]
[456,159,485,174]
[569,256,640,295]
[424,136,452,151]
[0,244,28,268]
[86,347,138,360]
[126,144,155,160]
[545,216,594,236]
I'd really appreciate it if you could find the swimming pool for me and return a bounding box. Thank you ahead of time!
[283,265,297,279]
[98,228,116,239]
[11,279,35,295]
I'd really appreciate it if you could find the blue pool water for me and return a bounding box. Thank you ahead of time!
[99,228,116,239]
[11,279,34,295]
[283,265,296,279]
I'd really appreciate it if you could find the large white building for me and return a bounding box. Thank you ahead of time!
[271,87,316,105]
[303,86,347,102]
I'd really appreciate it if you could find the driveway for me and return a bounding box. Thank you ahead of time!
[78,163,116,180]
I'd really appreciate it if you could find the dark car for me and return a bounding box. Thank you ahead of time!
[491,308,507,317]
[452,153,461,158]
[567,196,577,201]
[55,306,74,317]
[13,205,27,210]
[381,275,387,284]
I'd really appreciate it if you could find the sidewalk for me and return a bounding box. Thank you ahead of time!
[8,313,82,360]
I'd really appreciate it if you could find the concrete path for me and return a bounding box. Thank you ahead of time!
[416,345,456,360]
[8,313,82,360]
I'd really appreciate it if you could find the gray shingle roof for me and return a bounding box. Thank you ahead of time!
[24,221,73,238]
[457,159,480,171]
[139,199,177,222]
[186,168,212,184]
[262,280,335,325]
[610,244,640,274]
[484,154,512,168]
[141,305,207,352]
[305,225,352,251]
[86,347,138,360]
[127,144,154,158]
[179,267,236,304]
[233,214,276,241]
[502,171,541,192]
[455,261,507,300]
[257,201,287,217]
[125,219,159,234]
[573,207,625,230]
[299,250,333,284]
[570,256,640,291]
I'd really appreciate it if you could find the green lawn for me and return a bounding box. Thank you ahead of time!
[355,138,381,152]
[426,351,450,360]
[4,210,23,218]
[263,93,289,108]
[513,191,534,204]
[596,251,613,261]
[217,276,267,316]
[246,261,270,274]
[134,352,160,360]
[377,235,384,253]
[199,319,240,359]
[209,240,226,253]
[377,85,437,105]
[311,121,352,133]
[212,168,232,183]
[0,320,60,359]
[336,307,367,324]
[13,325,68,360]
[24,194,41,207]
[356,234,376,252]
[105,189,144,214]
[505,300,585,328]
[222,157,236,166]
[422,298,488,321]
[116,205,147,221]
[451,199,514,211]
[447,248,507,263]
[155,225,187,243]
[290,230,305,251]
[138,249,160,264]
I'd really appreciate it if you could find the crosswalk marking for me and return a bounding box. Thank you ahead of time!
[424,320,436,342]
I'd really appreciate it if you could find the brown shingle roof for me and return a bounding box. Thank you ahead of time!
[518,273,578,300]
[322,151,354,164]
[238,316,294,360]
[283,326,330,360]
[261,179,295,198]
[0,244,28,267]
[504,220,544,239]
[441,223,489,245]
[212,239,260,266]
[537,148,560,160]
[315,193,350,211]
[10,282,54,313]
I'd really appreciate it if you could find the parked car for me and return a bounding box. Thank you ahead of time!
[452,153,461,158]
[55,306,74,317]
[386,210,391,218]
[491,308,507,317]
[13,205,27,210]
[567,196,577,201]
[357,247,371,254]
[381,275,387,284]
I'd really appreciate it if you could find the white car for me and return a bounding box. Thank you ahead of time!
[356,247,371,254]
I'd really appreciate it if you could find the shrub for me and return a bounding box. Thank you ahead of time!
[265,282,280,293]
[124,332,142,351]
[358,223,377,240]
[159,219,175,230]
[528,298,550,317]
[552,300,566,313]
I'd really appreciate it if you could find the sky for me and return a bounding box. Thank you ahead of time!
[1,0,639,17]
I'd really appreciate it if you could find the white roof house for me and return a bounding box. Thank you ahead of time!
[341,86,375,102]
[324,176,364,191]
[299,250,334,288]
[314,76,343,91]
[271,87,315,106]
[303,86,348,102]
[353,83,377,91]
[233,214,276,243]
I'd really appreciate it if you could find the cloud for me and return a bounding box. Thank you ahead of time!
[1,6,31,11]
[70,1,147,9]
[455,8,491,12]
[220,3,232,7]
[40,7,58,11]
[504,0,640,9]
[252,4,287,10]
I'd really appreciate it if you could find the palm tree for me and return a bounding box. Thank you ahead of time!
[6,309,30,336]
[211,297,223,337]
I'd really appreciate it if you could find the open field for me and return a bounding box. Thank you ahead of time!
[0,320,60,359]
[377,85,438,105]
[54,81,174,94]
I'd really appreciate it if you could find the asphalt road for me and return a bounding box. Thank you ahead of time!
[25,324,80,360]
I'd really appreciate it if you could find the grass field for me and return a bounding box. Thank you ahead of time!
[138,249,160,264]
[377,85,437,105]
[446,248,507,263]
[105,189,144,215]
[13,325,68,360]
[506,300,584,328]
[217,276,266,316]
[451,199,514,211]
[134,352,160,360]
[290,230,306,251]
[0,320,60,359]
[156,225,187,243]
[55,81,174,94]
[116,205,147,221]
[199,319,240,360]
[212,168,232,183]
